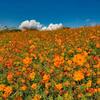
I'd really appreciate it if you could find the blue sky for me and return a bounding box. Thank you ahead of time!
[0,0,100,27]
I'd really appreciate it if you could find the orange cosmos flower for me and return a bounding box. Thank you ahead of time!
[43,74,50,83]
[77,47,82,52]
[23,57,32,65]
[31,83,37,89]
[28,40,33,44]
[97,79,100,85]
[21,79,26,83]
[94,62,100,68]
[3,86,13,99]
[96,43,100,48]
[4,86,12,93]
[73,70,84,81]
[29,72,35,80]
[54,54,64,68]
[20,85,27,91]
[73,53,86,66]
[0,56,3,62]
[7,72,13,82]
[14,96,23,100]
[97,88,100,92]
[55,83,63,91]
[2,93,9,99]
[86,80,92,88]
[0,84,6,91]
[15,71,22,76]
[33,94,41,100]
[5,59,13,68]
[67,60,72,65]
[68,49,74,54]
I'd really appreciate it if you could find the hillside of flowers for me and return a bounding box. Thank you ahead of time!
[0,26,100,100]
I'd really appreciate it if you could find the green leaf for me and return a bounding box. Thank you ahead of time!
[25,95,32,100]
[81,95,87,100]
[57,95,63,100]
[0,64,2,68]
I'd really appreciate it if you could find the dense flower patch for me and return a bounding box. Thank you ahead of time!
[0,26,100,100]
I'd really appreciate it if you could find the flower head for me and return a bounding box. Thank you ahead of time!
[55,83,62,91]
[43,74,50,83]
[73,70,84,81]
[23,57,32,65]
[54,54,64,67]
[73,53,86,66]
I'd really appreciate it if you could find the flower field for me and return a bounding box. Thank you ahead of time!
[0,26,100,100]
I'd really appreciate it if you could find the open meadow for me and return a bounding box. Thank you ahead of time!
[0,26,100,100]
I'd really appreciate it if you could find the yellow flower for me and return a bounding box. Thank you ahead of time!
[73,70,84,81]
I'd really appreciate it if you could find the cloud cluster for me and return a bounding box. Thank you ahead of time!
[19,20,43,30]
[41,23,63,31]
[19,20,64,31]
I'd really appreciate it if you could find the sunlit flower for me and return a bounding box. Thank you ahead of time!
[20,85,27,91]
[86,80,92,88]
[31,83,37,89]
[33,94,41,100]
[77,47,82,52]
[0,84,6,91]
[86,88,97,94]
[73,70,84,81]
[4,86,12,93]
[0,56,3,62]
[3,86,13,99]
[73,53,86,66]
[23,57,32,65]
[67,60,72,65]
[54,54,64,67]
[43,74,50,83]
[29,72,35,80]
[97,78,100,85]
[5,59,13,68]
[55,83,62,90]
[96,43,100,48]
[7,72,13,82]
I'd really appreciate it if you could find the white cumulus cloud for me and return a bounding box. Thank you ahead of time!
[19,20,64,31]
[19,20,43,30]
[41,23,63,31]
